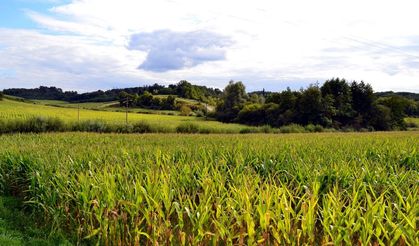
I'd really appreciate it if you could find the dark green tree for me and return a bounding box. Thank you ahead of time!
[162,95,176,110]
[138,91,153,107]
[321,78,354,126]
[377,96,410,129]
[296,85,325,125]
[216,81,248,122]
[118,91,137,107]
[0,91,3,101]
[350,81,375,128]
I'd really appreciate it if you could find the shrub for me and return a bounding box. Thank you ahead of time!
[306,124,324,132]
[280,124,306,133]
[72,120,111,133]
[239,128,254,134]
[341,127,355,132]
[14,117,66,133]
[260,125,274,133]
[180,105,192,116]
[113,124,134,133]
[305,124,316,132]
[176,122,200,133]
[314,124,324,132]
[195,110,205,117]
[132,121,153,133]
[405,121,418,128]
[198,127,212,134]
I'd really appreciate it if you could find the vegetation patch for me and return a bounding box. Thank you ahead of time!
[0,132,417,245]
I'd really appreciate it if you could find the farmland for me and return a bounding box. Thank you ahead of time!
[0,132,417,245]
[0,98,246,133]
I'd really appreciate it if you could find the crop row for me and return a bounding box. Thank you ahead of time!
[0,133,417,245]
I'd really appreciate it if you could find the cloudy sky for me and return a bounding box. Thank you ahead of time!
[0,0,418,92]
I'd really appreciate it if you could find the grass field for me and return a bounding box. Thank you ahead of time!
[0,99,246,132]
[32,99,183,116]
[0,132,417,245]
[406,117,419,125]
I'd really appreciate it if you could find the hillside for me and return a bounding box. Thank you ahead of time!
[0,98,246,133]
[375,91,419,101]
[2,81,222,103]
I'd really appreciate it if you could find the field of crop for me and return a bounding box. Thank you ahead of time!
[0,132,417,245]
[406,117,419,125]
[0,99,245,132]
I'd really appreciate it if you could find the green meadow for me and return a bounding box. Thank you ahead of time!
[0,98,246,132]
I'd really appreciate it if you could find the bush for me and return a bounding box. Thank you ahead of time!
[0,117,66,133]
[260,125,275,133]
[406,121,418,128]
[17,117,66,133]
[0,91,3,101]
[72,120,111,133]
[113,124,134,133]
[239,128,255,134]
[198,127,212,134]
[341,127,355,132]
[314,124,324,132]
[132,121,153,133]
[280,124,306,133]
[176,122,200,133]
[305,124,324,132]
[195,110,205,117]
[305,124,316,132]
[180,105,192,116]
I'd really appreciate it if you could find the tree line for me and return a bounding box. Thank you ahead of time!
[2,78,418,131]
[215,78,418,130]
[2,81,222,103]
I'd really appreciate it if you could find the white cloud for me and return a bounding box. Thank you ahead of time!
[1,0,419,92]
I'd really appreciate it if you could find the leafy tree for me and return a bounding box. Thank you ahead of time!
[176,80,195,99]
[321,78,354,125]
[0,91,3,101]
[237,103,265,125]
[151,97,163,109]
[404,99,418,117]
[296,85,325,125]
[118,91,137,107]
[162,95,176,110]
[350,81,374,115]
[370,103,392,130]
[377,96,410,129]
[216,81,248,122]
[137,91,153,107]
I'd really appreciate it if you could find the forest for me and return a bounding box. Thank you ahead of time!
[216,78,418,130]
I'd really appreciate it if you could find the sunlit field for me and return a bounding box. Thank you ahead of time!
[0,132,417,245]
[0,99,245,132]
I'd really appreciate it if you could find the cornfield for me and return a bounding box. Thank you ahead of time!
[0,132,417,245]
[0,99,246,133]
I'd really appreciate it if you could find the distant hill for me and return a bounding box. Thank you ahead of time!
[2,81,222,103]
[375,91,419,101]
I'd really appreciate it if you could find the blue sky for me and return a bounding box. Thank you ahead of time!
[0,1,71,28]
[0,0,418,92]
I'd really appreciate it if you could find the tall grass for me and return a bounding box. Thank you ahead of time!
[2,117,311,134]
[0,132,417,245]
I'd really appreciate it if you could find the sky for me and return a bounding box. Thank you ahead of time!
[0,0,418,92]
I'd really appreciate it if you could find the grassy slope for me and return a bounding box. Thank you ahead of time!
[32,96,207,114]
[405,117,419,124]
[0,99,246,132]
